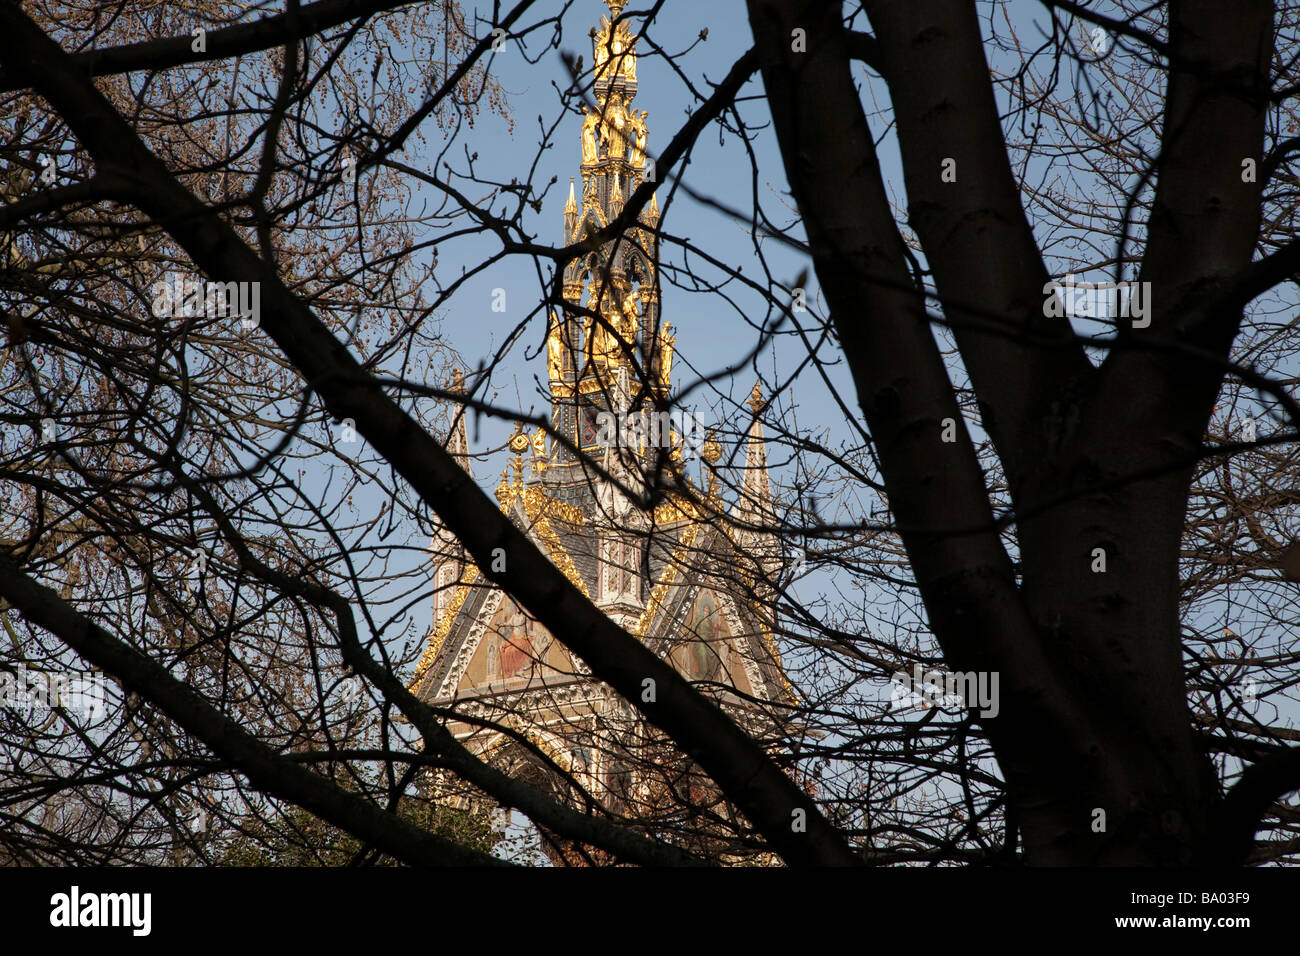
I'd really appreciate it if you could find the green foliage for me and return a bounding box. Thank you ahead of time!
[219,797,500,866]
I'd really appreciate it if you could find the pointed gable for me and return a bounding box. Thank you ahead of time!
[667,588,754,698]
[637,520,795,707]
[456,596,576,693]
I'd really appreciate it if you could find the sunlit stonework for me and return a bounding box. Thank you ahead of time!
[410,0,790,862]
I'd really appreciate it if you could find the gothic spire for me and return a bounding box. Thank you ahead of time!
[430,367,472,624]
[734,382,774,528]
[732,382,782,605]
[444,367,472,476]
[548,0,666,467]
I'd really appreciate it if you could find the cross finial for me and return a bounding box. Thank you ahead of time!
[605,0,626,16]
[748,380,765,414]
[507,423,530,486]
[508,422,531,454]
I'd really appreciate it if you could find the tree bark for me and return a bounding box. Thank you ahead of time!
[745,0,1273,863]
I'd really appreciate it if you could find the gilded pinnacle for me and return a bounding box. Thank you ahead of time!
[701,428,721,465]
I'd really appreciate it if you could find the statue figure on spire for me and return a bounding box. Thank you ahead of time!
[606,93,629,159]
[547,310,565,381]
[658,323,675,387]
[630,110,648,167]
[581,108,600,164]
[593,1,637,85]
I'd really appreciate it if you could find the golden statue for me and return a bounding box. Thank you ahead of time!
[630,110,648,167]
[581,109,600,164]
[611,31,637,82]
[531,428,547,473]
[546,312,564,381]
[607,95,628,159]
[620,290,639,340]
[594,11,637,82]
[589,309,620,366]
[658,322,675,386]
[621,35,637,82]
